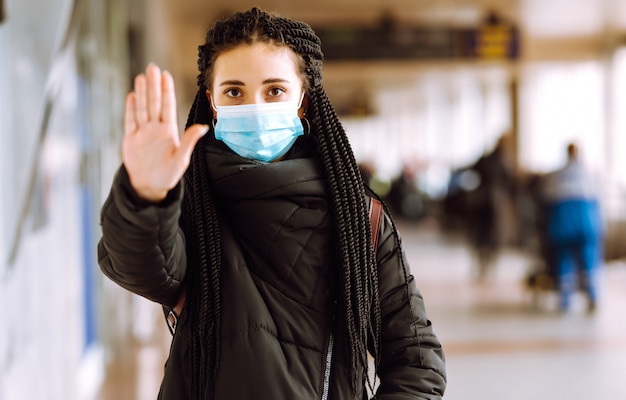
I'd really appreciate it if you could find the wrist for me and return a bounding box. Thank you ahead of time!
[133,187,169,203]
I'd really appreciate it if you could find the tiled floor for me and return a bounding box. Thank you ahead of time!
[97,218,626,399]
[95,326,169,400]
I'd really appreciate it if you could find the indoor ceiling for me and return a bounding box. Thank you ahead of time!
[144,0,626,115]
[161,0,626,37]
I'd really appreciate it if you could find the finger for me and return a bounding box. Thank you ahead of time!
[161,70,177,124]
[124,92,138,136]
[176,124,210,167]
[134,73,148,125]
[146,65,162,122]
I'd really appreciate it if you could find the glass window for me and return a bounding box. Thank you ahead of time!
[518,61,605,173]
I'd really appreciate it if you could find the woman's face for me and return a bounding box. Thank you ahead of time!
[208,42,307,117]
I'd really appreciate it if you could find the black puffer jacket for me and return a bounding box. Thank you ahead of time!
[98,146,446,399]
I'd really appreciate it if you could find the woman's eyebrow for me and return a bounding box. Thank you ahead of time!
[263,78,291,84]
[218,80,245,86]
[218,78,291,86]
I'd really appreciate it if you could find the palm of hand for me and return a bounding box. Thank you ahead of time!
[122,65,207,202]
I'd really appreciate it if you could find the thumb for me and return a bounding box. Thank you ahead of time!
[177,124,209,165]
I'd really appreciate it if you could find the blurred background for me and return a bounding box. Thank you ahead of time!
[2,0,626,399]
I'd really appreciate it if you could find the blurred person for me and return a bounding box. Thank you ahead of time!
[387,160,427,220]
[520,171,560,303]
[540,142,604,312]
[459,134,517,280]
[97,8,445,400]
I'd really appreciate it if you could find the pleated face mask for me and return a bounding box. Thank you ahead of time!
[213,97,304,162]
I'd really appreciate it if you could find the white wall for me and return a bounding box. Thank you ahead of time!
[0,1,131,399]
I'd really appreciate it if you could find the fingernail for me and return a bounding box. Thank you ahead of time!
[200,125,210,135]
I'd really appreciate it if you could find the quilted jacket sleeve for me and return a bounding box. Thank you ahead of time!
[373,211,447,399]
[97,165,187,308]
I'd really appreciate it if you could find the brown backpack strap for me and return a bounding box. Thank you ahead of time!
[167,196,385,335]
[369,197,383,257]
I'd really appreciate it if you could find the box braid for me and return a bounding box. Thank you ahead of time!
[180,7,384,398]
[181,88,221,399]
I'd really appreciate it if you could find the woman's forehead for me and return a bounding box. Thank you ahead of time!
[213,42,300,83]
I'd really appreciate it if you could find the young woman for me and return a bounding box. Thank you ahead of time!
[98,7,446,399]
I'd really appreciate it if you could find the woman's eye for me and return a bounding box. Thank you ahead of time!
[225,88,242,98]
[268,87,285,97]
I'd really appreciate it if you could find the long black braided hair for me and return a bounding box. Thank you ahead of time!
[180,7,382,398]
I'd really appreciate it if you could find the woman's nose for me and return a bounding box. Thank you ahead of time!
[247,94,266,104]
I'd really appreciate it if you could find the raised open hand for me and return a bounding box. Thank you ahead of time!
[122,64,208,202]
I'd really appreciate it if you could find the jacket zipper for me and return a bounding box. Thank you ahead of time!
[321,300,336,400]
[321,333,334,400]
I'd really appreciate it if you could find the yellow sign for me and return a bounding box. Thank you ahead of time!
[476,25,512,59]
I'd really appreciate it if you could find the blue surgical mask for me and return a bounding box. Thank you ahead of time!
[213,97,304,162]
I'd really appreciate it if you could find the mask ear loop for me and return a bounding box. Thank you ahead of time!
[209,94,218,130]
[297,92,305,108]
[209,94,218,113]
[298,91,310,135]
[301,117,311,136]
